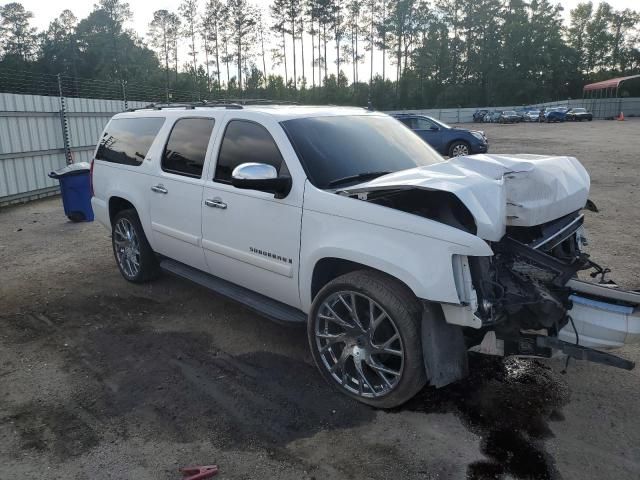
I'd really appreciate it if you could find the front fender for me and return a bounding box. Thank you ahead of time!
[299,203,493,312]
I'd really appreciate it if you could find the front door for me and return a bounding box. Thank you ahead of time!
[201,117,303,308]
[412,117,444,153]
[149,117,217,271]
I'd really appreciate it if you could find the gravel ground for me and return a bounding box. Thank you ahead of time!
[1,119,639,480]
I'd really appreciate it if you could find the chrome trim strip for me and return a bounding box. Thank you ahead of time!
[201,239,293,278]
[533,214,584,250]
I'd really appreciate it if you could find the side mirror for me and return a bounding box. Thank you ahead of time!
[231,162,292,199]
[429,126,440,131]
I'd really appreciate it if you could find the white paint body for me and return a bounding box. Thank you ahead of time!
[91,106,636,350]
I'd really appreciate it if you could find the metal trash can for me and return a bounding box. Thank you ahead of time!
[48,162,94,222]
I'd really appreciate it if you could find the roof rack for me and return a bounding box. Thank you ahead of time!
[210,98,300,105]
[126,98,302,112]
[127,100,243,112]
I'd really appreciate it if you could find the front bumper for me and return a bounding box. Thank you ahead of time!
[467,220,638,370]
[471,143,489,154]
[559,280,640,349]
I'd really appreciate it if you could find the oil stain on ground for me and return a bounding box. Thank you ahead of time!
[401,354,569,480]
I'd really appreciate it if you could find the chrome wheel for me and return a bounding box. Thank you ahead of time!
[114,218,141,278]
[315,291,404,399]
[451,144,470,156]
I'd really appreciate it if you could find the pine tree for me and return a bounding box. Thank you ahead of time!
[203,0,226,92]
[179,0,199,89]
[227,0,257,92]
[149,10,181,100]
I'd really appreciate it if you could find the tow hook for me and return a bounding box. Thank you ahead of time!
[505,333,635,371]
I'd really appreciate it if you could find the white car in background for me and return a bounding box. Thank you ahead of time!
[90,102,638,408]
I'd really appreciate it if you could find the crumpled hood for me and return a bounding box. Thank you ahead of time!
[342,154,590,241]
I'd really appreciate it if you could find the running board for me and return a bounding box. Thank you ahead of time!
[159,258,307,324]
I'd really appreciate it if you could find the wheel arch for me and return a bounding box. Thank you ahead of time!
[109,196,136,226]
[107,194,155,249]
[310,257,417,305]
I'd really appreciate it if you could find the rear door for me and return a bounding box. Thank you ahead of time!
[200,114,303,308]
[149,116,218,271]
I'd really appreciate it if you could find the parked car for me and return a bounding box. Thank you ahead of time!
[482,111,502,123]
[514,108,531,122]
[91,103,638,408]
[545,107,569,123]
[498,110,521,123]
[473,109,489,122]
[392,114,488,157]
[523,109,542,122]
[565,107,593,122]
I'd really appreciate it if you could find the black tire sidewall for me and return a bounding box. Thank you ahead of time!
[307,271,427,408]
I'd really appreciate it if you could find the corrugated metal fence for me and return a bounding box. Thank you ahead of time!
[2,92,639,207]
[0,93,146,207]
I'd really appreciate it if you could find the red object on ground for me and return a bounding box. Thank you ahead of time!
[180,465,219,480]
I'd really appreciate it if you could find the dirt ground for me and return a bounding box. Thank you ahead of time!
[1,119,639,480]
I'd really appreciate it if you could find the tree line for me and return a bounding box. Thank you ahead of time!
[1,0,639,109]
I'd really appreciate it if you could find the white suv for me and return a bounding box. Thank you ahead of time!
[91,103,638,407]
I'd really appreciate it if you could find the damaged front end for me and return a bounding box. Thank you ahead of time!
[339,154,637,376]
[469,210,637,371]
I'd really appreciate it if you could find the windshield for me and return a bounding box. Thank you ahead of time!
[573,108,586,113]
[281,115,443,189]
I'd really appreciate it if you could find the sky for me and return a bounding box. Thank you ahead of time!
[13,0,640,83]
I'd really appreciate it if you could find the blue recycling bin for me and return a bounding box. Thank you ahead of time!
[48,162,94,222]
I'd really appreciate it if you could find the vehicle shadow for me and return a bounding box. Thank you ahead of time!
[398,354,569,480]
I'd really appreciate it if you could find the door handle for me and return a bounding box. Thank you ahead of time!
[205,199,227,209]
[151,184,168,194]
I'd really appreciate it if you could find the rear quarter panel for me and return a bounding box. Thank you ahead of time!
[90,114,170,245]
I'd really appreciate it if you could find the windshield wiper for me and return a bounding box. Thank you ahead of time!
[327,171,391,188]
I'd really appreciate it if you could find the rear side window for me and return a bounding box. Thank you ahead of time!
[96,117,164,166]
[162,118,215,178]
[215,120,285,183]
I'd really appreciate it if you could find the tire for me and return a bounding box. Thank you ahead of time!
[448,141,471,157]
[308,270,427,408]
[111,209,159,283]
